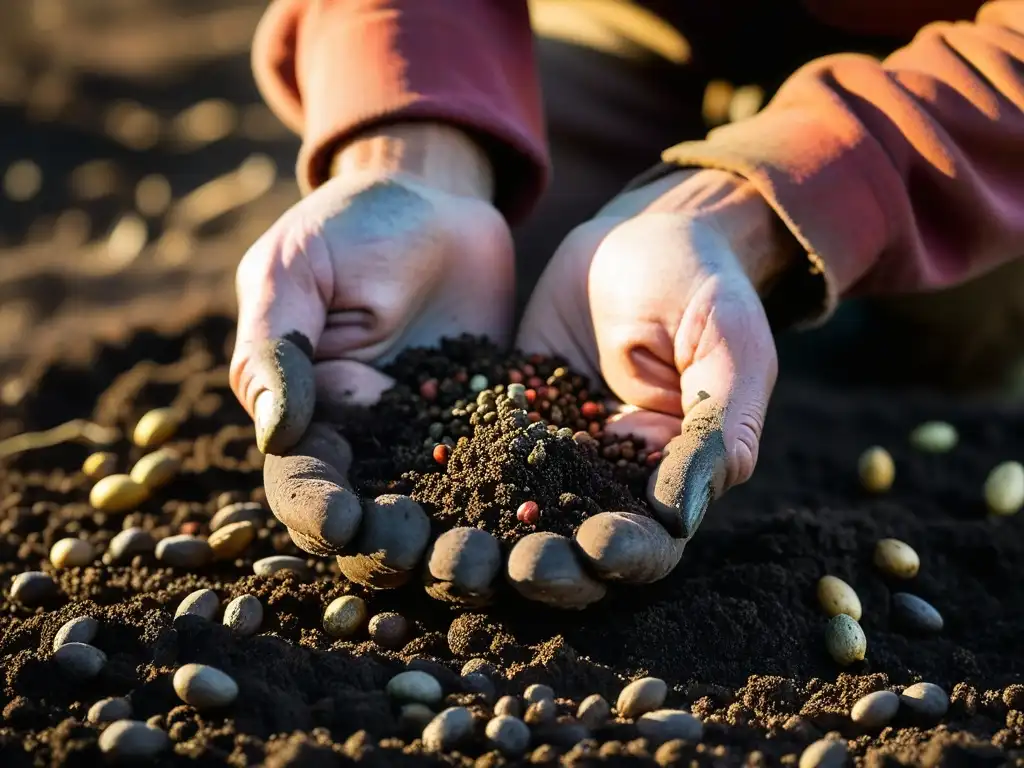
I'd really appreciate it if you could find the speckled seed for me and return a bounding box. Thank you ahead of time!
[617,677,667,718]
[129,449,181,490]
[873,538,920,579]
[88,697,133,724]
[422,706,474,751]
[98,720,169,760]
[50,538,94,569]
[132,407,180,448]
[253,555,310,579]
[399,703,435,732]
[816,575,862,621]
[172,663,239,709]
[494,696,521,718]
[387,670,444,706]
[107,527,155,563]
[858,446,894,493]
[54,642,107,679]
[175,589,219,620]
[222,594,263,636]
[577,694,610,730]
[210,501,265,531]
[486,715,531,756]
[984,461,1024,516]
[156,535,213,568]
[323,595,367,638]
[798,737,848,768]
[909,421,958,453]
[850,690,900,728]
[53,615,98,650]
[460,658,496,677]
[525,697,557,726]
[82,451,117,480]
[892,593,943,633]
[89,474,149,512]
[824,614,867,665]
[207,520,256,560]
[10,571,57,605]
[900,682,949,720]
[636,710,704,744]
[368,612,408,649]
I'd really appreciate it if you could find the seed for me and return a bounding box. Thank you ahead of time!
[850,690,900,727]
[798,737,848,768]
[462,672,496,702]
[527,442,546,466]
[88,697,133,724]
[399,703,435,732]
[432,443,450,465]
[486,715,531,756]
[419,379,439,401]
[900,682,949,720]
[208,520,255,560]
[222,595,263,636]
[98,720,169,760]
[210,501,264,531]
[816,575,862,621]
[494,695,521,718]
[892,592,943,633]
[53,615,98,650]
[909,421,958,453]
[524,683,555,704]
[175,588,219,621]
[984,460,1024,516]
[581,402,603,419]
[386,670,443,706]
[524,697,556,726]
[422,706,474,751]
[132,407,180,448]
[172,663,239,709]
[89,474,149,512]
[54,642,107,679]
[460,658,496,677]
[874,538,920,579]
[107,527,155,563]
[156,535,213,568]
[82,452,117,480]
[323,595,367,638]
[824,614,867,665]
[617,677,667,718]
[858,446,894,493]
[50,538,94,569]
[253,555,311,578]
[129,449,181,490]
[517,500,540,525]
[469,374,488,392]
[636,709,704,744]
[577,694,610,729]
[10,571,57,605]
[368,612,408,649]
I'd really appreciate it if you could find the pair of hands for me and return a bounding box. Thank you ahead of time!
[228,123,795,609]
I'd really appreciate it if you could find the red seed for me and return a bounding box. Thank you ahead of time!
[180,521,201,536]
[525,389,537,404]
[507,369,524,384]
[527,411,542,423]
[645,450,663,467]
[419,378,439,401]
[580,401,603,419]
[432,444,450,464]
[516,500,540,525]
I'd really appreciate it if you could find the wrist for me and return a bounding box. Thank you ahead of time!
[329,122,495,203]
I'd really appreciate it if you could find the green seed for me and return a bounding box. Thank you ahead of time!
[322,595,367,638]
[816,575,862,621]
[858,446,894,493]
[909,421,957,453]
[984,460,1024,516]
[824,614,867,665]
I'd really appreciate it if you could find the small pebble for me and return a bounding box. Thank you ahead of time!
[53,642,107,679]
[399,703,435,732]
[129,449,181,490]
[53,615,98,650]
[172,663,239,709]
[98,720,169,760]
[82,451,117,480]
[525,697,557,726]
[88,697,133,724]
[577,694,610,729]
[900,682,949,720]
[525,683,555,704]
[387,670,443,706]
[873,538,919,579]
[486,715,531,756]
[368,612,408,649]
[636,710,704,744]
[156,535,213,568]
[422,706,474,751]
[909,421,958,453]
[858,446,894,493]
[253,555,310,578]
[132,407,180,447]
[175,588,219,621]
[617,677,667,718]
[816,575,862,621]
[469,374,488,392]
[494,695,521,718]
[107,527,155,562]
[432,443,450,465]
[210,501,264,531]
[207,520,256,560]
[49,538,94,569]
[89,474,148,513]
[223,594,263,636]
[10,571,57,605]
[799,737,848,768]
[984,460,1024,516]
[517,500,540,525]
[892,592,944,633]
[850,690,900,728]
[462,672,496,702]
[323,595,368,638]
[824,614,867,665]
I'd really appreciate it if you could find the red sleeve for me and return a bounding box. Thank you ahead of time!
[659,0,1024,323]
[251,0,548,224]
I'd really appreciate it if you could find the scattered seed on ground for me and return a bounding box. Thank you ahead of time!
[874,538,919,579]
[577,694,610,729]
[799,737,848,768]
[462,672,496,702]
[900,682,949,720]
[175,588,219,620]
[858,446,894,493]
[422,706,474,751]
[494,696,521,718]
[825,614,867,665]
[909,421,958,453]
[106,527,155,563]
[53,642,107,679]
[323,595,367,638]
[132,407,179,447]
[635,709,703,744]
[209,501,264,530]
[10,571,57,605]
[82,451,117,479]
[525,697,556,726]
[617,677,667,718]
[524,684,554,704]
[172,663,239,709]
[207,520,255,560]
[387,670,443,706]
[222,594,262,635]
[98,720,169,760]
[156,535,213,568]
[253,555,310,579]
[49,537,94,569]
[984,460,1024,516]
[129,448,181,490]
[89,474,148,512]
[850,690,900,728]
[892,592,943,633]
[817,575,862,620]
[486,715,531,756]
[53,615,98,650]
[88,697,133,724]
[367,611,407,649]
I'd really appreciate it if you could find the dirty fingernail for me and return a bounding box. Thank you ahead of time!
[254,390,277,453]
[681,480,711,539]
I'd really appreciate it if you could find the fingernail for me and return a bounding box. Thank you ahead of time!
[680,481,711,539]
[254,389,277,453]
[321,488,364,548]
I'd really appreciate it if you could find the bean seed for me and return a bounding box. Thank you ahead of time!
[223,594,263,636]
[636,710,703,744]
[985,461,1024,516]
[253,555,310,579]
[82,451,117,480]
[486,715,531,756]
[892,593,943,633]
[909,421,958,453]
[156,535,212,568]
[617,677,667,718]
[174,589,219,621]
[172,663,239,709]
[799,737,848,768]
[50,538,94,569]
[88,697,132,724]
[129,449,181,490]
[54,642,107,679]
[524,683,554,704]
[89,474,148,512]
[368,612,408,649]
[850,690,899,727]
[207,520,255,560]
[900,682,948,720]
[53,615,98,650]
[210,501,265,531]
[462,672,496,702]
[824,614,867,665]
[386,670,443,706]
[98,720,169,760]
[874,538,919,579]
[399,703,435,732]
[10,571,57,605]
[107,527,155,563]
[816,575,862,621]
[577,694,610,729]
[422,706,474,751]
[132,407,179,448]
[525,697,557,726]
[323,595,367,638]
[494,695,521,718]
[858,446,894,493]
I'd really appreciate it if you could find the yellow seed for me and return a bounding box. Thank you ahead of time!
[82,451,117,480]
[984,460,1024,516]
[89,474,149,513]
[129,449,181,490]
[874,538,920,579]
[323,595,368,638]
[858,446,894,493]
[208,521,256,561]
[816,575,862,621]
[50,537,94,569]
[132,408,180,448]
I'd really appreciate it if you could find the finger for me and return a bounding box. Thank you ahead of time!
[574,512,686,583]
[424,527,502,606]
[336,494,431,589]
[506,532,606,609]
[263,423,363,553]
